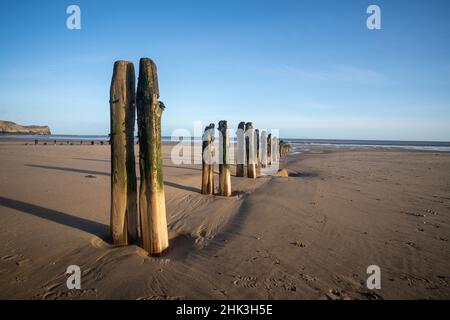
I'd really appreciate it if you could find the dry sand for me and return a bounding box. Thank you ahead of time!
[0,141,449,299]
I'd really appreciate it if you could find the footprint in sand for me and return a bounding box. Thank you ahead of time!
[290,241,307,248]
[136,295,182,300]
[358,291,383,300]
[263,277,297,292]
[1,254,19,261]
[263,277,282,289]
[233,276,258,288]
[283,282,297,292]
[41,288,99,300]
[299,273,317,282]
[15,276,27,283]
[425,209,437,215]
[406,241,417,248]
[15,259,31,267]
[326,289,357,300]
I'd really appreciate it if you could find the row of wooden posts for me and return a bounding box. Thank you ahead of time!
[110,58,291,256]
[201,121,280,196]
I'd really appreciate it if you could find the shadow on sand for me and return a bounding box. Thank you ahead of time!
[25,164,199,193]
[0,196,109,238]
[73,158,205,173]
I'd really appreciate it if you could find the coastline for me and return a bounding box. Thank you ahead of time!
[2,135,450,153]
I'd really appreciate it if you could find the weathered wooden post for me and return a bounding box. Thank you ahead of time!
[136,58,169,255]
[254,129,260,168]
[236,121,246,177]
[201,123,215,194]
[272,136,279,164]
[279,140,292,158]
[267,133,272,166]
[260,130,267,168]
[245,122,257,179]
[110,60,138,246]
[218,120,231,196]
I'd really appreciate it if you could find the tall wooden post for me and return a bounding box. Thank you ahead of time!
[260,130,267,168]
[218,120,231,196]
[201,123,215,194]
[267,133,272,167]
[279,140,291,158]
[254,129,260,168]
[136,58,169,255]
[272,136,279,164]
[236,121,246,177]
[110,60,138,246]
[245,122,257,179]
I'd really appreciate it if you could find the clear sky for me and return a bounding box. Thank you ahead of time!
[1,0,449,140]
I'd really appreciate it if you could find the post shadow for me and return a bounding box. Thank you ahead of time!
[0,196,109,238]
[73,158,207,173]
[25,164,199,193]
[25,164,108,177]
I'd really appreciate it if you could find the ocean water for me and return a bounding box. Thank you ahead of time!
[285,139,450,153]
[1,135,450,152]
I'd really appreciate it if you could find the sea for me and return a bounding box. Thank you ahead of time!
[1,135,450,152]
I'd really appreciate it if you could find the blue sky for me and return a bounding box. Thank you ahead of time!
[0,0,449,140]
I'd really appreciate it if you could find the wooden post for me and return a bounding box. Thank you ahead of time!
[218,120,231,196]
[236,121,246,177]
[208,126,215,194]
[201,123,215,194]
[272,136,279,164]
[267,133,272,167]
[245,122,257,179]
[136,58,169,255]
[279,140,292,158]
[110,60,138,246]
[254,129,260,168]
[260,130,267,168]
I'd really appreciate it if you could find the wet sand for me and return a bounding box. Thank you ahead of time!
[0,141,449,299]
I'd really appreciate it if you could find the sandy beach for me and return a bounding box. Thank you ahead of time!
[0,141,449,300]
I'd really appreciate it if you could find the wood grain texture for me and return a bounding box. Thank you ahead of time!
[218,120,231,197]
[110,60,137,246]
[245,122,256,179]
[236,121,246,178]
[137,58,169,255]
[201,123,215,194]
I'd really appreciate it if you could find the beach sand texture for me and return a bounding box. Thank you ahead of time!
[0,141,449,299]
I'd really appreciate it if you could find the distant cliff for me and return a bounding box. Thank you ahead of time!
[0,120,51,135]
